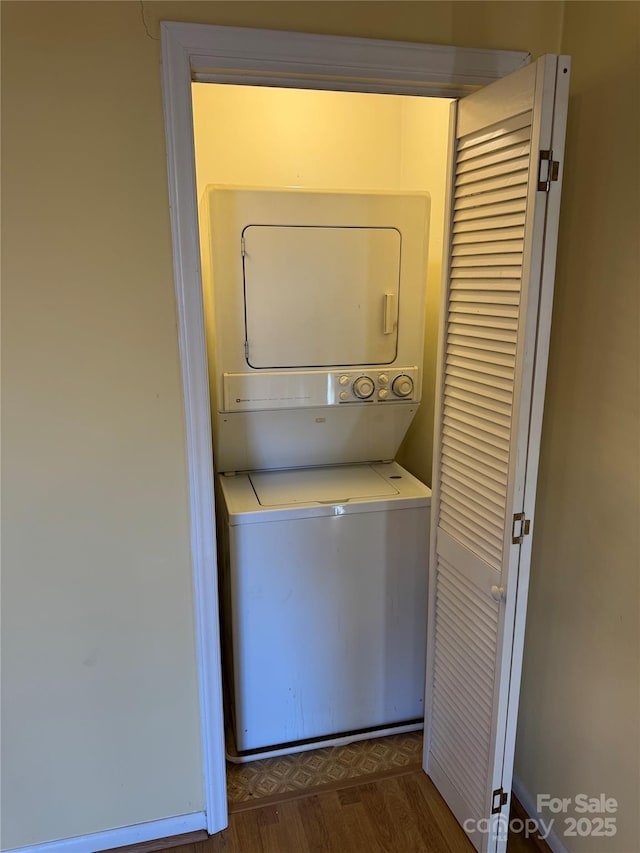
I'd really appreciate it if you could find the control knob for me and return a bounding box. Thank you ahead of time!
[352,376,375,399]
[392,374,414,398]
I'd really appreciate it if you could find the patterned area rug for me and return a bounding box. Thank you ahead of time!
[227,731,423,806]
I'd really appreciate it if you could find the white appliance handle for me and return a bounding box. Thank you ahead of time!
[383,293,396,335]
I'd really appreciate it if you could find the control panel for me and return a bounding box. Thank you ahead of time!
[335,369,417,403]
[223,367,420,412]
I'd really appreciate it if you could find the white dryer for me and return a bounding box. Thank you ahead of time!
[201,187,432,757]
[201,187,430,472]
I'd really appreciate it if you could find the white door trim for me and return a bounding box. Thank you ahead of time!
[159,20,529,835]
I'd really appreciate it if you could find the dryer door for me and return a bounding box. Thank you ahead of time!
[243,225,400,368]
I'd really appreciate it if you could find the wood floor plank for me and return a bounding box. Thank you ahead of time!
[228,807,264,853]
[356,778,422,853]
[318,788,382,853]
[258,800,311,853]
[143,771,546,853]
[384,776,435,852]
[336,786,361,806]
[297,794,335,853]
[396,773,473,853]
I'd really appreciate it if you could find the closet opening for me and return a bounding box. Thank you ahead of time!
[191,82,452,807]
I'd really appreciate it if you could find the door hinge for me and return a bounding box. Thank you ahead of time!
[512,512,531,544]
[244,340,249,360]
[492,787,509,814]
[241,236,246,257]
[537,149,560,192]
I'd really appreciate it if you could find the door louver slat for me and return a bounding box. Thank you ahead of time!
[443,417,509,455]
[440,472,505,521]
[444,404,510,440]
[456,156,530,186]
[450,292,520,307]
[431,557,500,821]
[444,374,513,408]
[454,185,528,211]
[447,347,515,372]
[440,514,503,565]
[431,667,492,751]
[447,332,516,355]
[442,439,508,483]
[446,356,514,382]
[448,313,518,333]
[445,382,511,426]
[441,441,508,488]
[454,199,527,222]
[431,707,490,791]
[450,265,522,279]
[455,169,529,198]
[452,240,524,257]
[432,692,488,777]
[439,114,530,564]
[456,145,531,176]
[432,665,493,749]
[441,458,506,504]
[453,212,527,233]
[451,254,523,267]
[444,406,511,443]
[436,616,493,704]
[437,585,499,657]
[452,226,525,244]
[446,363,513,393]
[440,478,504,529]
[456,111,532,152]
[450,280,522,292]
[449,303,519,322]
[431,728,485,819]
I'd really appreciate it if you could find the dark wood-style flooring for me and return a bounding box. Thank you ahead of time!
[154,770,546,853]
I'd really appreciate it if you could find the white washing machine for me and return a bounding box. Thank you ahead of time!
[218,462,431,756]
[201,187,432,757]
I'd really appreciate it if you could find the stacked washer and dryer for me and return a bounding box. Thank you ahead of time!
[201,187,432,759]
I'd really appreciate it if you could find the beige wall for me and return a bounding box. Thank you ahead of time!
[0,3,461,847]
[1,2,205,848]
[514,4,640,851]
[192,84,451,484]
[5,1,637,850]
[450,0,563,57]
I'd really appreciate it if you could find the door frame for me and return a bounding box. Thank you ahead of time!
[159,20,530,834]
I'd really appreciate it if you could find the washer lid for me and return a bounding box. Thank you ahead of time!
[249,464,399,507]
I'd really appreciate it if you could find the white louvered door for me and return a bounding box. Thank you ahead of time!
[424,55,570,853]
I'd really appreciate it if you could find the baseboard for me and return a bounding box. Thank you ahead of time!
[3,813,207,853]
[512,776,569,853]
[103,830,209,853]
